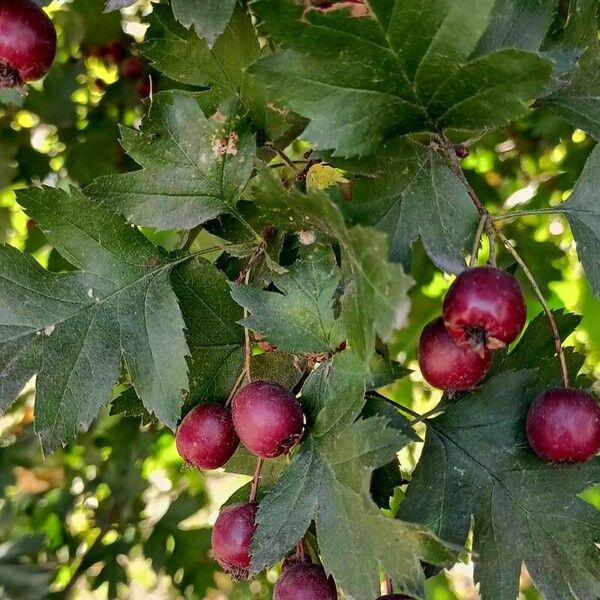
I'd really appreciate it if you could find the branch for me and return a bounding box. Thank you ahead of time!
[439,133,570,388]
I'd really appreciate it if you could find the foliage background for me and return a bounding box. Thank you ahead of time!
[0,0,599,598]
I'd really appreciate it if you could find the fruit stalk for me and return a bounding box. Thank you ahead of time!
[249,457,264,503]
[439,133,570,388]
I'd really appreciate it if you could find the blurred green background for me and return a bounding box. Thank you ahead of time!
[1,1,599,598]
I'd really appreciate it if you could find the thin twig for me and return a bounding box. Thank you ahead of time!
[385,575,394,595]
[249,457,264,503]
[265,142,301,172]
[492,208,558,221]
[297,539,306,561]
[439,133,570,388]
[470,214,488,267]
[486,219,497,267]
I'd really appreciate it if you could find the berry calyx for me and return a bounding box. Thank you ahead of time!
[0,0,57,88]
[526,388,600,463]
[232,380,305,458]
[211,502,257,578]
[175,403,239,470]
[443,266,526,354]
[274,562,337,600]
[418,317,492,391]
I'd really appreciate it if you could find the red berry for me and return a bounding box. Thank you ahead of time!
[102,40,125,64]
[274,562,337,600]
[443,266,526,353]
[137,78,151,99]
[120,56,145,80]
[175,404,239,470]
[526,388,600,463]
[418,317,492,391]
[232,381,304,458]
[211,502,257,578]
[0,0,57,88]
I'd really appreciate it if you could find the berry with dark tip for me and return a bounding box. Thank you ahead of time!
[232,380,305,458]
[418,317,492,391]
[0,0,57,88]
[526,388,600,463]
[443,266,526,354]
[211,502,257,579]
[175,403,239,470]
[274,562,337,600]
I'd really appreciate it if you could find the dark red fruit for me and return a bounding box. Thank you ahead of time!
[211,502,257,578]
[175,403,239,470]
[120,56,145,80]
[137,78,151,99]
[418,317,492,391]
[443,266,526,353]
[232,380,305,458]
[526,388,600,463]
[102,40,125,64]
[274,562,337,600]
[0,0,57,88]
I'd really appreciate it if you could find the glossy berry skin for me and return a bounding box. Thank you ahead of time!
[443,266,526,352]
[526,388,600,463]
[418,317,492,391]
[175,404,239,470]
[211,502,257,578]
[274,562,337,600]
[0,0,57,87]
[232,380,304,458]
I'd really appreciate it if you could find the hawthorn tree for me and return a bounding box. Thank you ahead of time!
[0,0,600,599]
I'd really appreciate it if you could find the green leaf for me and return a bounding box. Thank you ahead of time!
[393,150,477,273]
[252,166,413,361]
[0,535,49,600]
[473,0,559,54]
[171,0,237,48]
[86,92,255,230]
[141,4,259,99]
[171,257,244,406]
[0,186,189,450]
[230,246,345,353]
[540,46,600,139]
[337,143,477,273]
[553,145,600,298]
[249,352,306,391]
[248,0,553,156]
[399,370,600,600]
[250,353,455,599]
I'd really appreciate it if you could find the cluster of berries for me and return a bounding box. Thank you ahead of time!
[176,381,337,598]
[176,380,417,599]
[418,266,600,463]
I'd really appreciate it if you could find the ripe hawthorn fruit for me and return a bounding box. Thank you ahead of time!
[526,388,600,463]
[211,502,257,578]
[274,562,337,600]
[0,0,57,88]
[232,380,304,458]
[175,403,239,470]
[418,317,492,391]
[120,56,145,80]
[443,266,526,354]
